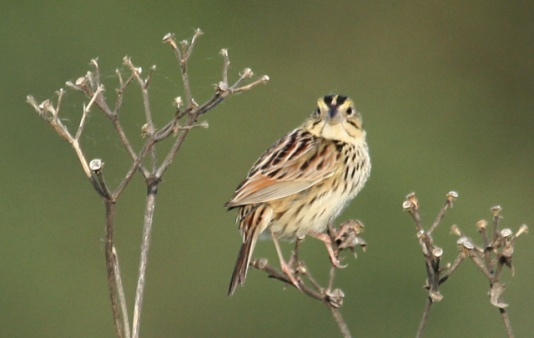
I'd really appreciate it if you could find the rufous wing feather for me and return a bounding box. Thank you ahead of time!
[226,129,341,207]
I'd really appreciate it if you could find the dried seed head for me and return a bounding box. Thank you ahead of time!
[516,224,529,237]
[89,158,104,171]
[326,288,345,308]
[476,219,488,231]
[174,96,183,108]
[38,99,56,117]
[256,258,268,269]
[446,191,458,206]
[296,262,307,274]
[162,32,174,42]
[500,228,513,238]
[491,205,502,217]
[27,95,41,113]
[502,244,514,259]
[335,220,367,253]
[197,121,209,129]
[402,200,412,210]
[429,290,443,302]
[75,76,87,87]
[489,282,508,309]
[463,240,474,250]
[217,81,229,92]
[450,224,462,237]
[141,123,151,137]
[447,191,459,199]
[406,192,419,209]
[240,68,253,78]
[433,246,443,258]
[457,237,474,250]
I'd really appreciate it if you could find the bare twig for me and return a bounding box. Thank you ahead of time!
[329,307,352,338]
[104,199,123,338]
[113,140,153,199]
[123,57,158,171]
[404,192,527,338]
[28,28,268,338]
[113,247,131,338]
[403,192,458,338]
[251,220,366,338]
[416,297,433,338]
[131,181,158,338]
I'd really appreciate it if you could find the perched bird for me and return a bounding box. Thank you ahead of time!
[226,94,371,296]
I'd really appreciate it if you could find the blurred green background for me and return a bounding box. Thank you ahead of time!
[1,1,533,337]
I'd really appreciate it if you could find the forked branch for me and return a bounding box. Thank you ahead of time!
[403,192,527,338]
[251,220,367,338]
[27,29,268,338]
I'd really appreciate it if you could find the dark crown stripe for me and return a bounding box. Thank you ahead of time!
[323,95,334,106]
[323,94,348,107]
[336,95,348,105]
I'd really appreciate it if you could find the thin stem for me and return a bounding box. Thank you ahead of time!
[112,247,131,338]
[124,58,158,172]
[113,71,135,112]
[180,55,192,106]
[90,165,112,199]
[427,200,451,234]
[167,29,203,107]
[250,260,323,299]
[185,28,203,60]
[480,227,494,272]
[328,307,352,338]
[251,246,352,338]
[469,251,493,280]
[491,208,501,243]
[104,199,124,338]
[71,139,91,179]
[221,49,229,86]
[30,29,270,338]
[416,297,433,338]
[110,116,150,178]
[500,308,515,338]
[327,265,336,292]
[155,113,198,178]
[131,180,158,338]
[439,253,466,284]
[74,61,149,178]
[113,139,154,199]
[74,85,102,140]
[299,262,323,292]
[407,208,424,233]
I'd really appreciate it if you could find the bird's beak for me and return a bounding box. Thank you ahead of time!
[327,107,342,125]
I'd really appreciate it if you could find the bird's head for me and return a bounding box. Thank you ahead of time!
[303,95,365,144]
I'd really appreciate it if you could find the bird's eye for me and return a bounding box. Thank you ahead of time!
[346,107,354,116]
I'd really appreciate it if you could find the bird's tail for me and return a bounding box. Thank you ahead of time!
[228,204,272,296]
[228,234,258,296]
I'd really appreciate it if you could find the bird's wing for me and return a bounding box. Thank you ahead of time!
[226,129,341,207]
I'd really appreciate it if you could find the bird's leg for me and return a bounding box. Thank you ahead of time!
[271,231,301,289]
[288,235,304,270]
[308,231,347,268]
